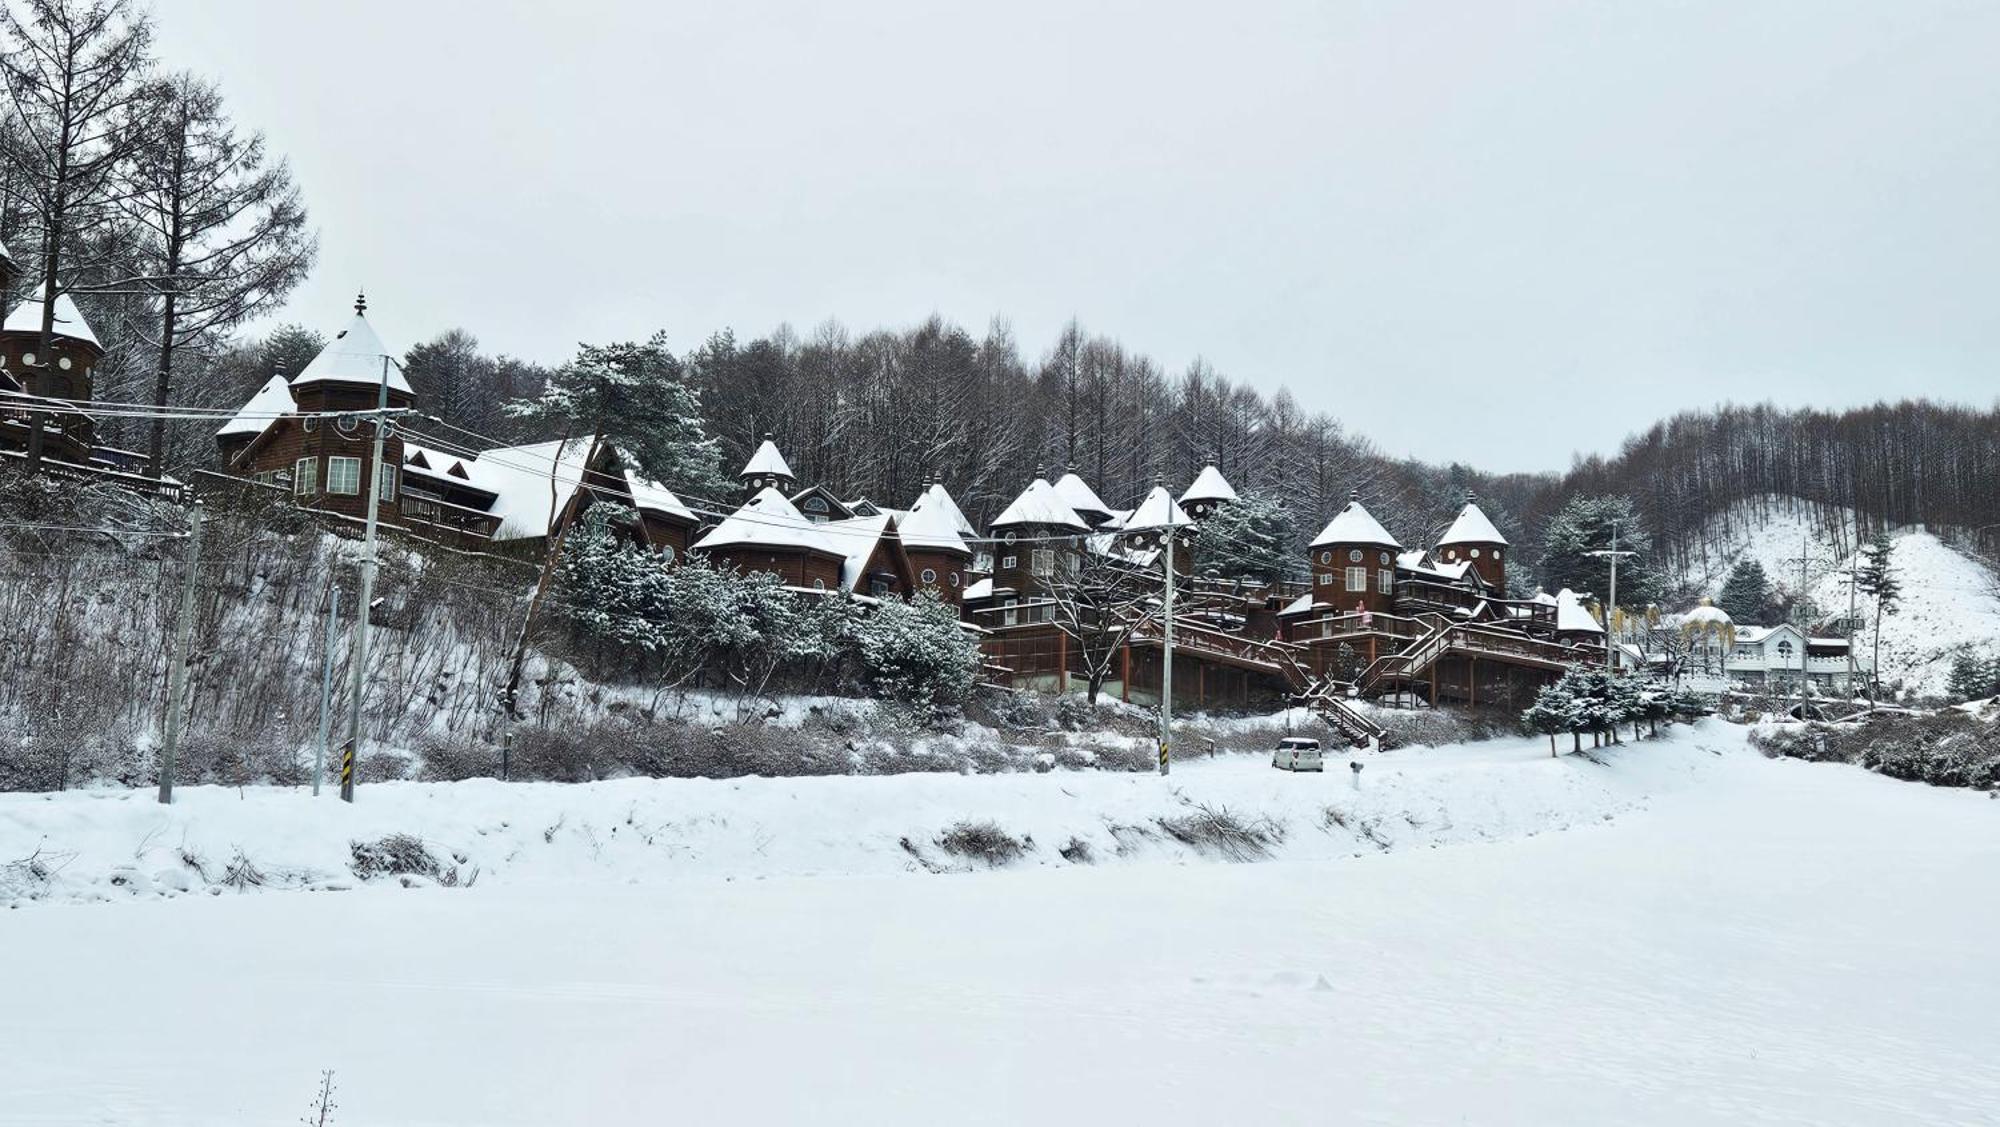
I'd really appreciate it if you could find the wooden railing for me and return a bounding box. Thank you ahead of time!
[1356,622,1600,696]
[1127,618,1306,681]
[1288,611,1430,644]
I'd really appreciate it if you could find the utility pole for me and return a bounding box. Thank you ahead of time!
[340,356,396,803]
[156,502,204,805]
[313,584,341,797]
[1783,529,1813,717]
[1587,523,1635,675]
[1159,521,1176,777]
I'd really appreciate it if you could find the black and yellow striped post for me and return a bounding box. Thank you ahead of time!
[339,738,356,803]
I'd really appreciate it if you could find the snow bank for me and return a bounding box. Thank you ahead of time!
[1,727,1725,906]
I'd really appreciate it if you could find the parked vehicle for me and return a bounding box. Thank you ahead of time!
[1272,736,1324,772]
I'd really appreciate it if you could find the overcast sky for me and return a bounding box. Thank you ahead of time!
[157,0,2000,474]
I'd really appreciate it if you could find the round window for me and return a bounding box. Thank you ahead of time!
[1347,549,1362,563]
[1319,550,1332,565]
[1004,531,1017,545]
[921,568,937,584]
[661,545,676,563]
[21,352,35,366]
[1470,548,1481,558]
[949,572,961,588]
[1494,549,1503,561]
[57,356,72,371]
[1379,551,1390,564]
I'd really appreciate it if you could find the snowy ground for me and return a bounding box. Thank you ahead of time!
[1679,495,2000,696]
[4,725,1998,1125]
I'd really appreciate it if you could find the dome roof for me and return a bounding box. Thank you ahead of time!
[1437,499,1507,547]
[1310,495,1401,549]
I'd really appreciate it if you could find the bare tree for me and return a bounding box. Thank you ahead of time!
[122,71,314,475]
[0,0,153,468]
[1044,539,1156,703]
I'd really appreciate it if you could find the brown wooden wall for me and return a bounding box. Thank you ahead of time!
[1306,542,1398,615]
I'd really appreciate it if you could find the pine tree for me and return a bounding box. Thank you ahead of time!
[1716,559,1774,623]
[1537,495,1663,606]
[1946,648,1987,703]
[1855,531,1899,703]
[1191,491,1293,584]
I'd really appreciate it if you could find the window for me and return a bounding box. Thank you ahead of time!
[1002,598,1019,627]
[949,572,960,588]
[1469,548,1481,558]
[1347,549,1363,563]
[1003,531,1017,545]
[1001,554,1017,570]
[1031,549,1055,577]
[1319,550,1332,565]
[327,456,361,496]
[378,463,397,501]
[661,545,676,564]
[813,578,826,591]
[920,568,937,585]
[1316,572,1333,587]
[869,576,892,597]
[1776,640,1794,661]
[1346,566,1366,592]
[1379,552,1390,564]
[293,456,318,496]
[1378,568,1394,594]
[1493,549,1503,561]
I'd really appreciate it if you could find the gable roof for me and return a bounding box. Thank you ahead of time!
[790,483,854,521]
[217,375,295,440]
[1438,501,1507,547]
[292,309,414,396]
[464,438,600,541]
[1311,497,1401,549]
[1052,471,1112,520]
[625,471,695,523]
[1554,588,1604,635]
[4,284,102,350]
[826,513,905,592]
[1180,463,1238,505]
[992,476,1089,531]
[741,436,793,480]
[694,486,841,557]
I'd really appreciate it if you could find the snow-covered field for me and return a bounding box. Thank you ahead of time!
[1680,495,2000,696]
[4,724,1998,1125]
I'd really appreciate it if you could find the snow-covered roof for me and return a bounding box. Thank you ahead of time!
[292,308,414,396]
[694,486,840,557]
[1555,588,1604,635]
[216,375,294,439]
[740,437,793,480]
[963,576,994,601]
[4,284,102,349]
[1438,501,1507,547]
[992,477,1089,530]
[909,482,975,539]
[1052,471,1112,519]
[1180,463,1238,505]
[1396,548,1472,583]
[625,471,695,523]
[1311,497,1401,549]
[466,439,597,541]
[1125,485,1195,533]
[1682,600,1733,627]
[899,484,972,555]
[827,514,895,592]
[1278,592,1318,616]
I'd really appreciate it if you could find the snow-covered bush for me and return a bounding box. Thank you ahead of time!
[854,593,978,709]
[936,820,1030,866]
[1753,713,2000,790]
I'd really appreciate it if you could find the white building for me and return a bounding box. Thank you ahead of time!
[1675,600,1872,693]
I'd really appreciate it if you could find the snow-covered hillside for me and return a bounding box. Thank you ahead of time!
[1678,495,2000,696]
[4,725,1997,1126]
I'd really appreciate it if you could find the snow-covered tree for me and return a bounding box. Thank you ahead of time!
[554,504,673,655]
[507,333,726,501]
[1716,559,1775,623]
[1855,531,1899,703]
[1946,648,1988,704]
[855,593,978,708]
[1537,495,1663,606]
[1191,491,1293,584]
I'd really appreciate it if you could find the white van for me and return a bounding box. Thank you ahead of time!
[1272,737,1324,772]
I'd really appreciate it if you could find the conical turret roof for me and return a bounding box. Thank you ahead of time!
[1311,495,1401,549]
[292,296,413,395]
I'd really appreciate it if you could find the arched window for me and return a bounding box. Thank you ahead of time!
[1776,639,1794,660]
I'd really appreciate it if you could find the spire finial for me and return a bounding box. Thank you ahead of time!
[354,291,367,315]
[761,431,774,443]
[1033,463,1045,481]
[1349,488,1361,505]
[1466,489,1477,506]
